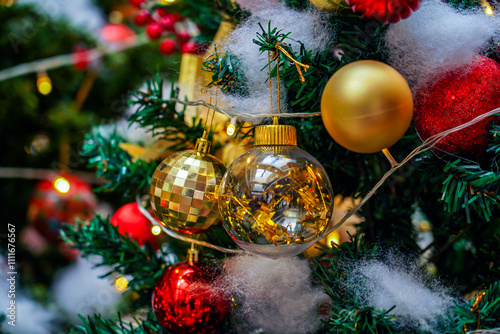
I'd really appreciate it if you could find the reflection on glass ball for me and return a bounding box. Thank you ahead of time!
[218,146,334,258]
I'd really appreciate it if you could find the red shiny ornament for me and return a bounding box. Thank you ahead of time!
[101,23,136,43]
[414,56,500,160]
[110,203,159,249]
[128,0,145,8]
[72,46,91,71]
[27,173,97,242]
[146,22,164,40]
[152,261,230,334]
[159,15,176,32]
[156,8,171,17]
[134,10,153,26]
[181,41,199,54]
[159,39,177,55]
[176,30,191,43]
[345,0,422,23]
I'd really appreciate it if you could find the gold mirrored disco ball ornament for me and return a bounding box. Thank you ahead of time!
[218,124,334,258]
[150,132,226,234]
[321,60,413,153]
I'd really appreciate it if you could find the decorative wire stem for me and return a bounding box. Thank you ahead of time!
[135,194,244,254]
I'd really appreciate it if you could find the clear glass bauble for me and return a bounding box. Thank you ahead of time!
[218,146,334,258]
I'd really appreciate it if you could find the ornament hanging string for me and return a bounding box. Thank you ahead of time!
[136,194,244,254]
[274,42,310,84]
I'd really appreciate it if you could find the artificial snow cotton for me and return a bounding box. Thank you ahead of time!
[222,254,329,334]
[385,0,499,88]
[52,255,120,321]
[345,254,456,332]
[217,1,333,121]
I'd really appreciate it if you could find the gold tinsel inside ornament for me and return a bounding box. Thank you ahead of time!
[150,132,226,234]
[218,124,334,258]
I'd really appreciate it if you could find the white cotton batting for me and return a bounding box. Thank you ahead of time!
[384,0,500,89]
[345,253,456,333]
[216,1,333,122]
[52,255,121,321]
[221,254,329,334]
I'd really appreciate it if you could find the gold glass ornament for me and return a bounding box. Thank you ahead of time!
[218,124,334,258]
[320,60,413,154]
[150,132,226,234]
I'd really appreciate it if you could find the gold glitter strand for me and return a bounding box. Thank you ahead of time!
[274,41,310,84]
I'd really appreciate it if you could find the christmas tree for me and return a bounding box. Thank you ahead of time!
[2,0,500,333]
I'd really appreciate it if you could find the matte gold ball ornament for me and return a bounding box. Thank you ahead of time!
[320,60,413,154]
[309,0,345,11]
[150,132,226,234]
[218,124,334,259]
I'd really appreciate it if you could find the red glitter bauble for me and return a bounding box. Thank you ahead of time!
[181,41,199,54]
[345,0,422,23]
[27,173,97,242]
[110,203,159,249]
[152,261,230,334]
[414,56,500,160]
[133,10,153,26]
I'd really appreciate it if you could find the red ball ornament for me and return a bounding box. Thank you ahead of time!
[134,10,153,26]
[159,39,177,55]
[152,261,230,334]
[146,22,164,40]
[176,30,191,43]
[156,8,171,17]
[181,41,199,54]
[101,23,136,43]
[110,203,160,249]
[72,46,91,71]
[27,173,97,242]
[414,56,500,160]
[345,0,422,23]
[128,0,145,8]
[159,15,176,32]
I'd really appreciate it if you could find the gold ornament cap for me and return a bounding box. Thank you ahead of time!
[195,131,212,155]
[254,124,297,146]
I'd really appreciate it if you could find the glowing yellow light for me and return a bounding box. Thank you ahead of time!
[326,230,340,247]
[37,76,52,95]
[114,276,129,292]
[54,177,70,194]
[162,0,175,4]
[481,0,494,16]
[109,10,123,24]
[246,157,251,163]
[151,225,162,235]
[227,125,236,136]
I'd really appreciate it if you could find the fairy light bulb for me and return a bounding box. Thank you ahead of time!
[481,0,494,15]
[37,71,52,95]
[151,225,162,235]
[326,230,340,247]
[54,177,70,194]
[114,276,129,292]
[226,117,237,136]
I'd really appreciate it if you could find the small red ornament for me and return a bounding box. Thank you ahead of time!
[72,47,91,71]
[134,10,153,26]
[176,30,191,43]
[101,23,136,43]
[27,173,97,242]
[414,56,500,160]
[156,8,171,17]
[181,41,199,54]
[345,0,422,23]
[128,0,145,8]
[159,15,176,32]
[110,203,159,249]
[146,22,164,40]
[152,261,230,334]
[159,39,177,55]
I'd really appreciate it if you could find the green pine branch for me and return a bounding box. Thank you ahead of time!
[81,128,157,198]
[69,312,166,334]
[61,214,174,292]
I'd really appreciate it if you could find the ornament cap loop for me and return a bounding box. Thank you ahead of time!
[254,124,297,146]
[195,131,212,155]
[187,245,199,264]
